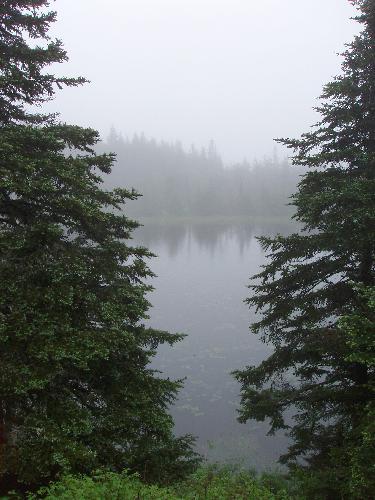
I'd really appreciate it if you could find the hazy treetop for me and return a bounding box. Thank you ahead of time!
[49,0,359,163]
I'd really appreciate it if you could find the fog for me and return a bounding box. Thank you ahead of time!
[133,219,297,466]
[49,0,359,163]
[100,131,304,217]
[24,0,363,470]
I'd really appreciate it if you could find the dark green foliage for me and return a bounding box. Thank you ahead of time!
[290,283,375,500]
[337,286,375,498]
[0,0,199,493]
[0,0,85,125]
[235,1,375,498]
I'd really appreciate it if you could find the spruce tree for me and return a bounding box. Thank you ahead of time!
[0,1,198,493]
[338,286,375,498]
[235,1,375,497]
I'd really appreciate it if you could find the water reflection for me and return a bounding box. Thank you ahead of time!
[133,218,296,469]
[135,218,296,258]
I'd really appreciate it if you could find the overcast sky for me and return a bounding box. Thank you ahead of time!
[49,0,359,164]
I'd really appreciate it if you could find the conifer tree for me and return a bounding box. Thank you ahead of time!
[338,286,375,498]
[235,1,375,497]
[0,1,198,493]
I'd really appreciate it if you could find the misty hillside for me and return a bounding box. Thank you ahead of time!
[100,130,303,218]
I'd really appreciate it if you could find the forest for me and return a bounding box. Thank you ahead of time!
[0,1,374,499]
[100,131,302,218]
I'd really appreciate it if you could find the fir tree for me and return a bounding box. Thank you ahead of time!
[235,1,375,497]
[339,286,375,498]
[0,0,85,125]
[0,1,198,493]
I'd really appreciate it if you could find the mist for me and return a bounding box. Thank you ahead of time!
[49,0,359,164]
[100,130,303,218]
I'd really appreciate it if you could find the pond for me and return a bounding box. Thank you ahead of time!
[133,218,297,470]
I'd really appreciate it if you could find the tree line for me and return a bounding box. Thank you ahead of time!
[100,132,302,218]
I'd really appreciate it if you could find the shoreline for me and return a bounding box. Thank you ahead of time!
[134,214,295,226]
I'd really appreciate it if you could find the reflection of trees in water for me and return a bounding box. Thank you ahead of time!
[190,223,235,255]
[135,223,187,258]
[134,219,298,258]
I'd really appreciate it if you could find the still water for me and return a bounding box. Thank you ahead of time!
[133,219,296,470]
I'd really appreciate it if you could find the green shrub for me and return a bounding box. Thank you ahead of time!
[173,466,291,499]
[29,467,294,499]
[29,471,176,499]
[28,466,300,500]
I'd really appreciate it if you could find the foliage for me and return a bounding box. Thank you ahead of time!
[0,0,199,494]
[172,466,292,500]
[338,286,375,498]
[0,0,85,125]
[28,471,177,500]
[234,1,375,498]
[27,467,293,500]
